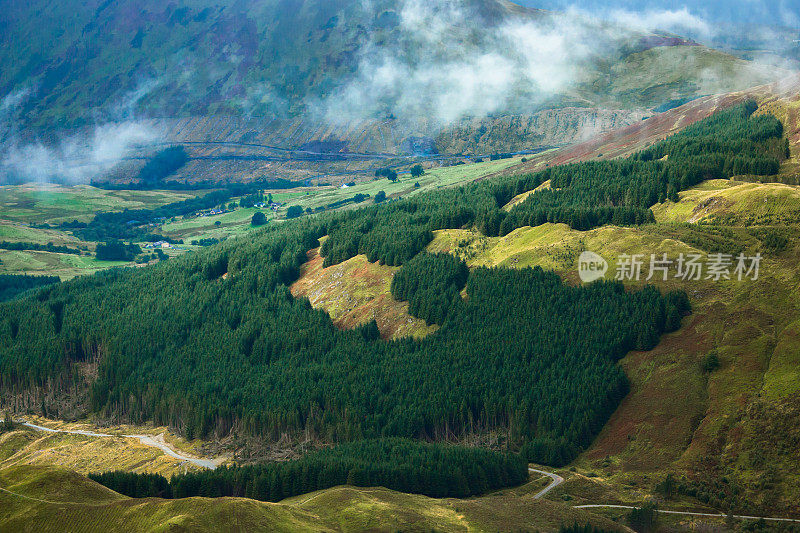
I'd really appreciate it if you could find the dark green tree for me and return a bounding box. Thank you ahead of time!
[90,439,527,501]
[96,241,142,261]
[701,351,720,373]
[286,206,304,219]
[655,473,676,499]
[628,502,658,533]
[251,211,268,226]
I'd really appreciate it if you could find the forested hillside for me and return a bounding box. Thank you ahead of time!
[321,101,786,264]
[0,102,783,466]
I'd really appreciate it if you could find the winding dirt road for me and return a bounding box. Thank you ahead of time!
[529,468,565,499]
[5,419,217,470]
[528,469,800,523]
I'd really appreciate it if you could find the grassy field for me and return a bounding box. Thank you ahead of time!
[0,222,84,246]
[0,185,197,279]
[0,417,220,477]
[158,157,527,245]
[161,207,274,242]
[0,184,195,225]
[0,430,200,477]
[651,178,800,225]
[0,250,130,280]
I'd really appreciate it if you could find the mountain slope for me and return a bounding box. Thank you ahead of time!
[0,100,781,470]
[0,1,783,146]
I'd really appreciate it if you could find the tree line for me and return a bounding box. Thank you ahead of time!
[0,236,688,465]
[0,274,60,303]
[0,241,82,255]
[95,241,143,262]
[89,438,528,500]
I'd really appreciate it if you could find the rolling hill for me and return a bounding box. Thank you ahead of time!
[0,463,628,533]
[0,94,793,503]
[0,0,777,129]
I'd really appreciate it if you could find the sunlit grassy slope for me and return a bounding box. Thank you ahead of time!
[0,419,212,478]
[651,179,800,224]
[0,250,129,280]
[290,242,437,340]
[0,464,626,533]
[427,195,800,513]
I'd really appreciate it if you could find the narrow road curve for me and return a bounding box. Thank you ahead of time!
[6,419,217,470]
[527,467,800,523]
[573,504,800,523]
[529,468,565,499]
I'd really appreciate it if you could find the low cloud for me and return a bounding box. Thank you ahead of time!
[316,1,792,127]
[607,8,712,39]
[1,122,161,185]
[1,78,166,185]
[318,2,618,125]
[1,87,33,115]
[113,78,165,120]
[1,87,35,142]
